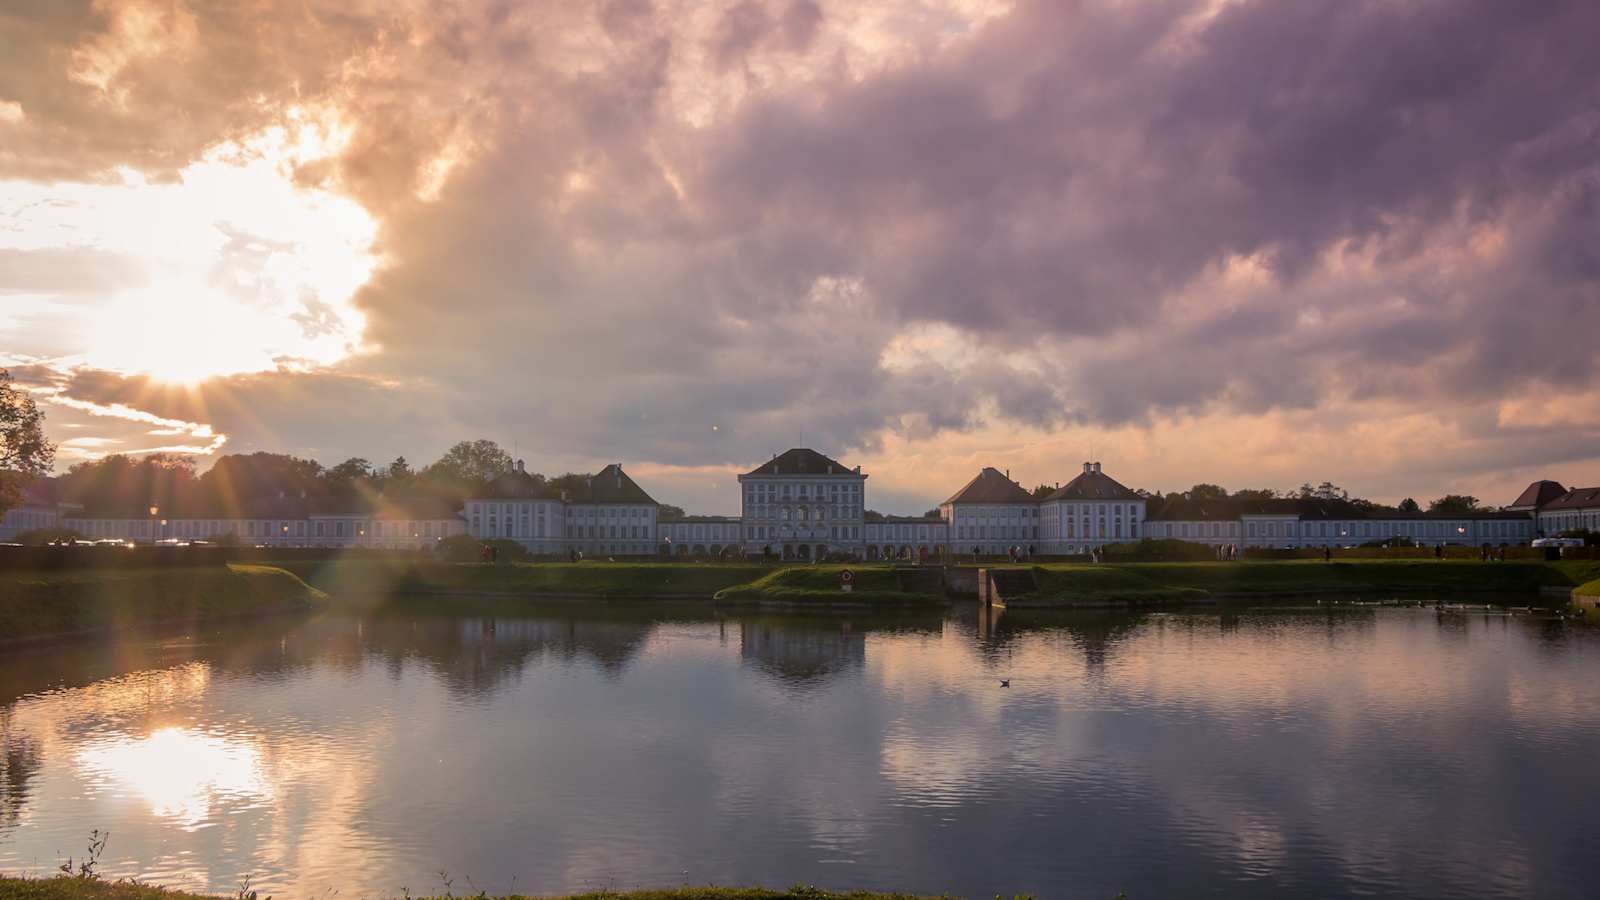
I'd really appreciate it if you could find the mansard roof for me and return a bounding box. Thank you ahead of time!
[744,448,860,477]
[1540,486,1600,511]
[1045,468,1141,503]
[570,464,658,505]
[1507,479,1569,510]
[943,467,1035,505]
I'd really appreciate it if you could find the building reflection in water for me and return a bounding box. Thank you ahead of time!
[0,711,40,834]
[739,620,868,686]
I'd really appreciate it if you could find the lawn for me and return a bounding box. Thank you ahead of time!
[1017,558,1600,605]
[0,564,321,641]
[0,879,954,900]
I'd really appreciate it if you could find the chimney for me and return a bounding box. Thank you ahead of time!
[1005,469,1010,479]
[1083,462,1093,474]
[1093,461,1102,474]
[615,466,622,488]
[516,459,525,473]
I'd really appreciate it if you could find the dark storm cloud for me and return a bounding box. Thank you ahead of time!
[5,0,1599,503]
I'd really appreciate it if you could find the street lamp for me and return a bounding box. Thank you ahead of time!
[148,506,158,544]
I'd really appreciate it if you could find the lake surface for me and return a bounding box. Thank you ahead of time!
[2,599,1598,899]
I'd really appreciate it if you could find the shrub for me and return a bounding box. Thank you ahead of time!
[433,534,530,562]
[1101,538,1219,562]
[12,528,86,545]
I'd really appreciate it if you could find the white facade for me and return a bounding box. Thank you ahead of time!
[1536,486,1600,536]
[1035,462,1146,555]
[660,517,741,555]
[738,450,867,560]
[0,502,65,541]
[58,512,465,549]
[463,463,660,557]
[1147,512,1535,549]
[864,518,950,559]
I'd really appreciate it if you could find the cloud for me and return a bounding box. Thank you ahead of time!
[3,0,1599,513]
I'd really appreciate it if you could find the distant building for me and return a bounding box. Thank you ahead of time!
[1534,485,1600,536]
[940,466,1039,555]
[57,492,464,549]
[660,515,741,557]
[738,448,866,560]
[1039,462,1146,554]
[864,515,949,560]
[464,461,660,557]
[0,481,78,541]
[1144,495,1534,549]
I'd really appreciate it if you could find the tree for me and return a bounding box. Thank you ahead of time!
[1428,494,1481,514]
[1311,481,1348,501]
[1232,488,1278,504]
[658,504,686,521]
[425,440,514,488]
[1030,483,1056,499]
[326,458,375,497]
[58,453,198,514]
[195,452,321,508]
[1398,497,1422,513]
[386,456,414,482]
[1186,483,1228,502]
[0,369,55,514]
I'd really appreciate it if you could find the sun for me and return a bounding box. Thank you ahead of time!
[3,108,376,384]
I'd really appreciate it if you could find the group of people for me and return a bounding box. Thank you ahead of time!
[976,545,1035,563]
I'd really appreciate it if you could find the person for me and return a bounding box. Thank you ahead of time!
[972,545,980,563]
[1028,544,1035,559]
[1324,546,1331,563]
[1435,542,1443,559]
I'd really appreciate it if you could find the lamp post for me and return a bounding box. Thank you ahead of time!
[148,506,159,545]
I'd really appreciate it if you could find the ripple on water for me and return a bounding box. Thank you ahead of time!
[1,607,1598,899]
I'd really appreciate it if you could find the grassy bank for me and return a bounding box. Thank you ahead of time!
[272,558,772,599]
[1016,559,1600,606]
[0,564,322,642]
[0,878,949,899]
[1575,577,1600,598]
[713,566,941,605]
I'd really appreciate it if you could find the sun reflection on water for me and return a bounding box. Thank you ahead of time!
[75,727,271,829]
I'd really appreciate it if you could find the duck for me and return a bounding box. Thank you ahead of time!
[1000,679,1010,688]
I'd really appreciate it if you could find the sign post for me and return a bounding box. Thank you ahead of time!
[840,569,854,593]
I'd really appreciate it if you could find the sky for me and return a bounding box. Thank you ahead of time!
[2,0,1598,516]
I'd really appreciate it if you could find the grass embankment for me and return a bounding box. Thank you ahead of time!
[713,565,941,606]
[272,558,772,599]
[0,564,322,642]
[0,879,946,900]
[1017,559,1600,607]
[1575,578,1600,599]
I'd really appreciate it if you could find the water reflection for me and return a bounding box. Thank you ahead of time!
[0,600,1595,899]
[75,727,271,828]
[0,711,40,834]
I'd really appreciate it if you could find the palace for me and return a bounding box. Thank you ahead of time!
[3,446,1593,558]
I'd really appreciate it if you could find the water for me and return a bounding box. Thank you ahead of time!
[2,599,1598,898]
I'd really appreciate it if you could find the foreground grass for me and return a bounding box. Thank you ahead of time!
[713,565,941,605]
[1575,577,1600,598]
[1017,559,1600,605]
[0,564,322,641]
[0,878,953,899]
